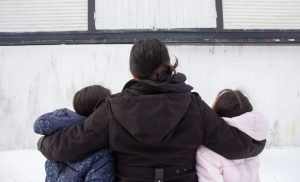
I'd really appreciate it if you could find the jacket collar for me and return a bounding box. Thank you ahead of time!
[122,73,193,94]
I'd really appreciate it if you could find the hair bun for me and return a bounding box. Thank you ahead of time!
[150,58,178,82]
[150,64,172,82]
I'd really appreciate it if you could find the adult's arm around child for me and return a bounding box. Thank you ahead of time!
[194,94,266,160]
[38,100,110,162]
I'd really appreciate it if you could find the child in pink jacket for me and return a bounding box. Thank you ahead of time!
[196,89,269,182]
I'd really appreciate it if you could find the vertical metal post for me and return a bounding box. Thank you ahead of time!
[88,0,96,31]
[215,0,224,31]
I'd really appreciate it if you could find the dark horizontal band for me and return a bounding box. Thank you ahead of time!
[1,29,300,46]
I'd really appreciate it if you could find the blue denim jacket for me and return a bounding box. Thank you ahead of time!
[34,108,115,182]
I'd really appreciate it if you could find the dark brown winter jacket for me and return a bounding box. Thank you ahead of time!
[38,74,265,182]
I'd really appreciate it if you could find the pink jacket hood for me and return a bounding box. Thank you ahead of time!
[223,111,269,141]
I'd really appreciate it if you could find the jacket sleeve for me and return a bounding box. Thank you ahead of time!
[196,95,266,160]
[196,147,224,182]
[37,101,110,162]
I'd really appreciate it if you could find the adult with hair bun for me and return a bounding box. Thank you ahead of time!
[38,39,266,182]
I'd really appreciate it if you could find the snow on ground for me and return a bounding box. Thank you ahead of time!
[0,147,298,182]
[0,149,45,182]
[259,147,299,182]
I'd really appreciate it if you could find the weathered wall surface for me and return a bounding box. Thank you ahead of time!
[95,0,216,29]
[0,0,87,32]
[223,0,300,29]
[0,44,299,150]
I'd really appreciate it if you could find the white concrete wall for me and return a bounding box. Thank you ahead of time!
[0,44,300,150]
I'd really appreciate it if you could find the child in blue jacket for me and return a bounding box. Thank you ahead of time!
[34,85,115,182]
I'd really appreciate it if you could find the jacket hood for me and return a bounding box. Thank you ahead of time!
[109,73,193,144]
[34,108,85,135]
[109,93,192,144]
[223,112,269,141]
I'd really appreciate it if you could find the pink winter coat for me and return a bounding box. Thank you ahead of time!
[196,112,269,182]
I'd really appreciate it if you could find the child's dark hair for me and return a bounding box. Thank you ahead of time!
[73,85,111,117]
[212,89,253,118]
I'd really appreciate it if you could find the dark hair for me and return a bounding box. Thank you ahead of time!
[129,39,178,82]
[73,85,111,117]
[212,89,253,118]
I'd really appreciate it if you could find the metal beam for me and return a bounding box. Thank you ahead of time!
[88,0,96,32]
[0,29,300,45]
[215,0,224,31]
